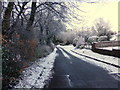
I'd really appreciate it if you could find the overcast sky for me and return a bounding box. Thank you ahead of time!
[65,1,118,32]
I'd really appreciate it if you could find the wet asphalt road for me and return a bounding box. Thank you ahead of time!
[48,47,119,88]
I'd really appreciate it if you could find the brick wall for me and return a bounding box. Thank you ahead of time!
[95,41,120,48]
[92,41,120,58]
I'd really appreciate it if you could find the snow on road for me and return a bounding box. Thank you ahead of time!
[14,48,59,88]
[59,48,71,59]
[58,45,119,74]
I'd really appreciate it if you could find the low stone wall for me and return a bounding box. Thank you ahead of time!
[94,41,120,48]
[92,41,120,58]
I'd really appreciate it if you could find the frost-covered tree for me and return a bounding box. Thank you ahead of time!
[94,18,114,40]
[56,30,76,45]
[2,1,68,89]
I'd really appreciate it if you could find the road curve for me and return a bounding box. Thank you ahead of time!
[48,47,119,88]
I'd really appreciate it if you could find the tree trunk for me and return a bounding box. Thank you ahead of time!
[26,2,36,31]
[2,2,14,41]
[0,1,2,33]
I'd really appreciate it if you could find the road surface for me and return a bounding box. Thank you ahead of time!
[48,47,119,88]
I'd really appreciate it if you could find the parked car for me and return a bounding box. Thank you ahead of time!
[98,36,108,41]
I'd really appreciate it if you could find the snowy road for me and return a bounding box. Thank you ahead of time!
[14,45,120,88]
[48,46,120,88]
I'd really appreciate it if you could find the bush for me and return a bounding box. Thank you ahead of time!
[87,36,99,44]
[36,45,53,58]
[2,35,38,89]
[56,31,76,45]
[16,40,37,61]
[2,33,54,89]
[73,36,79,47]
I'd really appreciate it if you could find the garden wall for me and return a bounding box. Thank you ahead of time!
[92,41,120,58]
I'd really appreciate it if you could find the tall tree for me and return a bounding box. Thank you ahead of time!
[2,2,14,41]
[95,18,113,40]
[26,2,36,31]
[0,1,2,34]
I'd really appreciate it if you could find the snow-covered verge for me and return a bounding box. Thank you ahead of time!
[14,48,58,88]
[74,48,119,67]
[58,45,119,74]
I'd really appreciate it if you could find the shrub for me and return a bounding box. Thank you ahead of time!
[2,34,38,89]
[87,36,99,44]
[36,45,53,58]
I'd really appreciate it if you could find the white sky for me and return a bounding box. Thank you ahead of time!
[65,1,118,32]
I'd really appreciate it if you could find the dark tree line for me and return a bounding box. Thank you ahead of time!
[1,1,68,89]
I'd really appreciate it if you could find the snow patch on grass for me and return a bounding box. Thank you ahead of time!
[14,48,58,88]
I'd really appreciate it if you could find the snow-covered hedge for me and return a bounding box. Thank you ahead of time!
[73,36,79,46]
[75,36,85,48]
[87,36,99,44]
[36,45,53,58]
[56,31,76,45]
